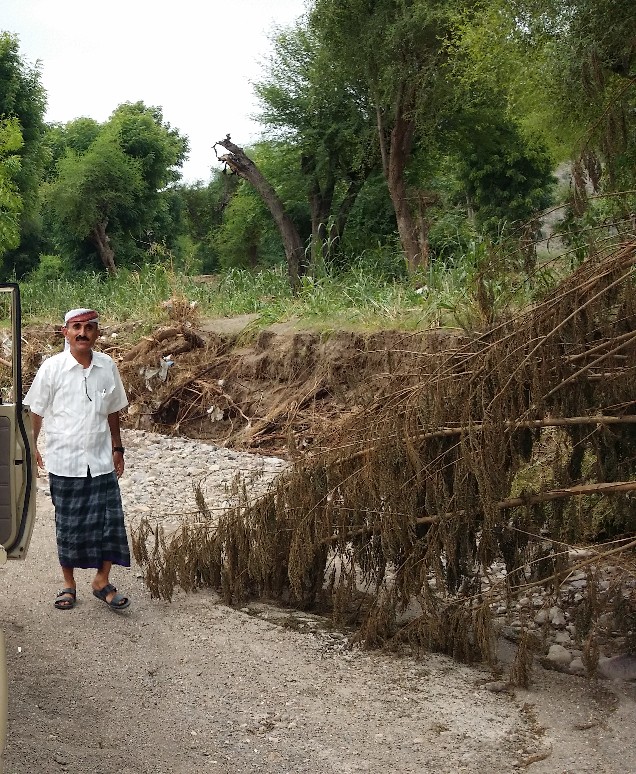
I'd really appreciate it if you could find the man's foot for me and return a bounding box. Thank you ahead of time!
[92,583,130,610]
[54,587,77,610]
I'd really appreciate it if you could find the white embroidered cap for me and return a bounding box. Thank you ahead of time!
[64,308,99,325]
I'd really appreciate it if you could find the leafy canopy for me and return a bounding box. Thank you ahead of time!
[0,117,24,256]
[44,102,189,271]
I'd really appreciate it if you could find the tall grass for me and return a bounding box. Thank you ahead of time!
[15,252,557,332]
[19,265,175,325]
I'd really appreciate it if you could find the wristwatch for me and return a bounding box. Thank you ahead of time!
[112,446,125,454]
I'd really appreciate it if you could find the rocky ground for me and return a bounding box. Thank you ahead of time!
[2,428,636,773]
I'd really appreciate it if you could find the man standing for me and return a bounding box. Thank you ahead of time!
[25,308,131,610]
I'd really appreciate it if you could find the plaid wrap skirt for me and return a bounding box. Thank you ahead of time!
[49,471,131,569]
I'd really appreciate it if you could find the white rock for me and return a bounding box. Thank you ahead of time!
[597,654,636,681]
[549,607,567,627]
[546,644,572,667]
[569,571,587,581]
[569,658,585,674]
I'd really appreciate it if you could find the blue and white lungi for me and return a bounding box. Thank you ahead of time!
[49,470,131,569]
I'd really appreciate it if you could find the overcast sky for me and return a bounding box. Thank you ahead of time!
[3,0,307,183]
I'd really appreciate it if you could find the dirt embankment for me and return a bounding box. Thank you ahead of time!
[22,316,465,457]
[124,322,464,456]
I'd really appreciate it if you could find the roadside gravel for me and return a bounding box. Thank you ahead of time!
[1,429,636,773]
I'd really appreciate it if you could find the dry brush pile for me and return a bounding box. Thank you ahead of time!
[132,239,636,678]
[117,319,442,453]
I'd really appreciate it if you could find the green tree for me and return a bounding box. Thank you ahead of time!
[311,0,459,273]
[246,3,557,277]
[175,175,239,273]
[110,101,187,190]
[0,32,46,277]
[212,182,273,270]
[450,100,555,236]
[0,117,24,257]
[49,133,145,273]
[255,20,378,269]
[45,102,189,273]
[542,0,635,202]
[42,118,101,180]
[453,0,636,197]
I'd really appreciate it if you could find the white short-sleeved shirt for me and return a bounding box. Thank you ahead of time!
[24,350,128,477]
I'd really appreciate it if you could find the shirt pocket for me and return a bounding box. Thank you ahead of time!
[93,381,117,418]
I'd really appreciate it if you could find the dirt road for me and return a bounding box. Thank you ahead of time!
[2,486,636,773]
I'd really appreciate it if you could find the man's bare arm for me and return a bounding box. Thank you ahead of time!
[31,412,42,442]
[30,412,44,469]
[108,411,124,478]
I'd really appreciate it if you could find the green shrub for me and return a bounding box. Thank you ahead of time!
[28,254,67,283]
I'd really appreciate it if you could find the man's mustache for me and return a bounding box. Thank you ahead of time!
[75,336,89,341]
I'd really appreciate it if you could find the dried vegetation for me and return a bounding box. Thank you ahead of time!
[132,239,636,680]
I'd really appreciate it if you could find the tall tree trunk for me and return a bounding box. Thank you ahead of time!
[414,191,440,271]
[377,88,430,274]
[303,153,374,267]
[215,137,304,293]
[90,220,117,275]
[246,239,260,269]
[309,176,335,268]
[388,158,424,274]
[329,170,373,261]
[302,153,335,270]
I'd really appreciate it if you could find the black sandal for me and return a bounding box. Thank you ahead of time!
[92,583,130,610]
[54,587,77,610]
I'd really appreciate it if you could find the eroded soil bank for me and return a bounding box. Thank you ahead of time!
[24,317,464,456]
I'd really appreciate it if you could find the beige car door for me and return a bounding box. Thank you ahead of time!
[0,283,37,773]
[0,283,36,560]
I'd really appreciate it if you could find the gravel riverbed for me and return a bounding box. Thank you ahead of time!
[119,429,288,528]
[1,428,635,773]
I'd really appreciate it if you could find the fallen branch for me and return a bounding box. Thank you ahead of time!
[416,414,636,441]
[339,414,636,461]
[565,330,636,362]
[121,327,184,362]
[214,136,304,292]
[544,329,636,399]
[322,479,636,545]
[497,479,636,508]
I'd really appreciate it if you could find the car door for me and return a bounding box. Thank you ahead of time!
[0,283,36,561]
[0,283,37,771]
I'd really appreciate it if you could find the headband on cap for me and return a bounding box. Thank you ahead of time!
[64,308,99,325]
